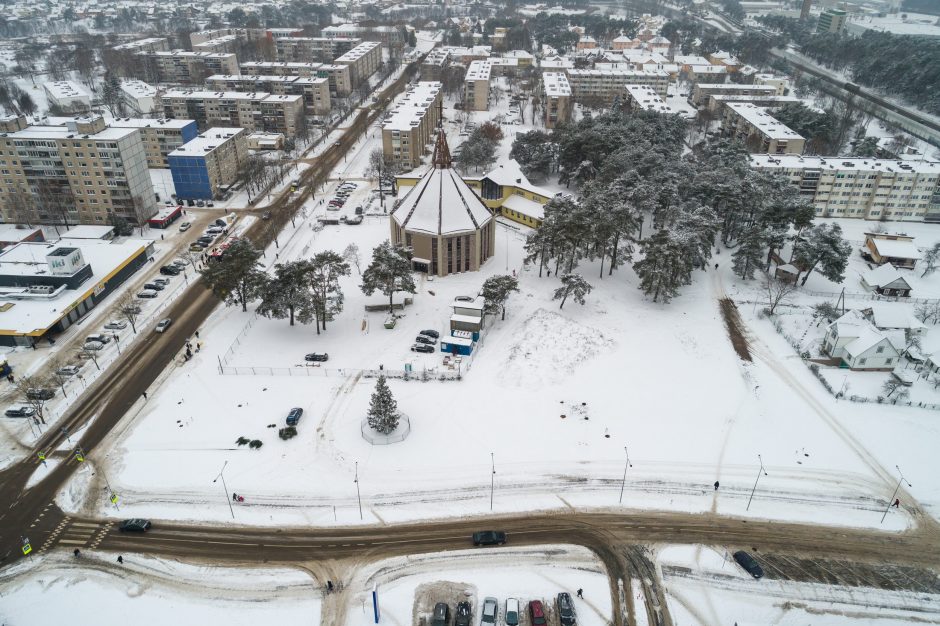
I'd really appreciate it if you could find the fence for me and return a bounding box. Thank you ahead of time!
[218,312,260,367]
[800,288,940,306]
[219,364,462,381]
[361,413,411,445]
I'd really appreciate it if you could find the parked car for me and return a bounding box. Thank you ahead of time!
[305,352,329,362]
[411,343,434,354]
[56,364,83,377]
[262,211,272,220]
[528,601,547,626]
[455,295,474,302]
[345,215,363,225]
[85,334,112,344]
[119,519,152,532]
[179,222,192,232]
[144,282,165,292]
[286,407,303,426]
[420,329,440,339]
[5,406,35,418]
[206,201,215,207]
[504,599,520,626]
[454,601,472,626]
[104,320,127,330]
[195,200,205,207]
[355,206,364,215]
[732,551,764,579]
[472,530,506,546]
[26,388,55,401]
[557,593,576,626]
[155,318,172,333]
[480,597,498,625]
[431,602,450,626]
[82,340,105,352]
[214,218,227,227]
[189,243,205,252]
[415,335,436,345]
[172,259,189,268]
[160,265,181,276]
[137,289,158,299]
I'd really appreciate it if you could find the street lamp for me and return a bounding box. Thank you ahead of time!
[490,452,496,511]
[213,461,235,520]
[619,446,632,504]
[746,454,767,511]
[881,465,911,524]
[354,461,363,521]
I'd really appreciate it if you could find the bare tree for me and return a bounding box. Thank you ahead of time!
[116,291,142,333]
[80,344,102,370]
[3,187,37,226]
[343,243,362,275]
[14,375,54,425]
[46,356,72,398]
[36,180,75,230]
[881,378,910,404]
[764,274,799,315]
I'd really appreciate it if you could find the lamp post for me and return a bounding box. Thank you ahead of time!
[746,454,767,511]
[490,452,495,511]
[619,446,632,504]
[881,465,911,524]
[354,461,363,521]
[213,460,235,520]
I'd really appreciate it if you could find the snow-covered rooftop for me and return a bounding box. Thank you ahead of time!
[542,72,571,97]
[867,238,922,261]
[726,103,803,141]
[862,263,910,289]
[750,155,940,175]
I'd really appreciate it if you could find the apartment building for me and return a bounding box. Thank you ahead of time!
[321,24,403,47]
[192,34,240,54]
[754,73,790,96]
[206,74,331,115]
[160,90,305,138]
[464,60,491,111]
[817,9,847,33]
[721,103,805,154]
[108,118,199,168]
[542,72,571,129]
[274,37,361,63]
[43,81,91,111]
[264,28,305,40]
[381,81,443,170]
[0,116,155,226]
[240,62,352,96]
[690,82,779,108]
[138,51,239,84]
[421,49,449,81]
[112,37,168,53]
[189,28,262,46]
[334,41,382,87]
[751,155,940,223]
[624,84,673,114]
[168,128,248,201]
[706,93,800,113]
[120,79,158,115]
[565,68,669,103]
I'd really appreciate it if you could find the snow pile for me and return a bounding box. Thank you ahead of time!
[501,308,612,387]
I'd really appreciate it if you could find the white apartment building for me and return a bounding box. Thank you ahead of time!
[43,81,91,111]
[751,155,940,222]
[624,84,673,114]
[120,79,158,115]
[138,51,240,84]
[112,37,169,53]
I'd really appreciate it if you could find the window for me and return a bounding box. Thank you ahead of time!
[876,346,884,354]
[859,358,867,365]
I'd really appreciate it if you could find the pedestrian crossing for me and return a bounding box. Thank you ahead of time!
[39,516,114,552]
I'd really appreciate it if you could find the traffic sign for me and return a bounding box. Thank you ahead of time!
[109,493,119,505]
[74,447,84,462]
[21,543,31,555]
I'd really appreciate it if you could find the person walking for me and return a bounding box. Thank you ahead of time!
[117,556,124,564]
[142,391,148,400]
[714,481,719,491]
[576,588,583,599]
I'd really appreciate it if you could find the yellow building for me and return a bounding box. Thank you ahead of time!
[396,159,556,228]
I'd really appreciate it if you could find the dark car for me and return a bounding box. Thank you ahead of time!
[528,601,547,626]
[472,530,506,546]
[305,352,329,362]
[454,601,472,626]
[431,602,450,626]
[733,550,764,579]
[160,265,182,275]
[119,519,152,532]
[26,388,55,401]
[411,343,434,353]
[144,282,165,291]
[286,407,303,426]
[262,211,272,220]
[420,329,440,339]
[557,592,577,626]
[415,335,436,345]
[5,405,35,418]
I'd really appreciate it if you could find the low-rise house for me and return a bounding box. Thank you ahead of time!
[866,304,927,335]
[823,310,901,370]
[864,233,921,269]
[861,263,913,297]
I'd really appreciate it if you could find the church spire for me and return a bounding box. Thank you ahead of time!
[431,98,451,168]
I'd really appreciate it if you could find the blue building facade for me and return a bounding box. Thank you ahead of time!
[168,153,212,200]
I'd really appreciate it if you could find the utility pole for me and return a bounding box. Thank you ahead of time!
[490,452,495,511]
[881,465,911,524]
[746,454,767,511]
[619,446,632,504]
[213,461,235,520]
[354,461,363,521]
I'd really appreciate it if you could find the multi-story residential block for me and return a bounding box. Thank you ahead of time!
[624,84,673,114]
[751,155,940,223]
[192,34,241,54]
[111,37,169,53]
[334,41,382,87]
[43,81,91,111]
[542,72,571,129]
[721,103,805,154]
[817,9,847,33]
[240,62,352,96]
[690,82,779,107]
[565,68,669,103]
[0,116,155,226]
[706,93,800,113]
[137,51,239,84]
[160,90,305,138]
[274,37,361,63]
[189,28,262,46]
[120,79,158,115]
[321,24,403,47]
[108,118,199,168]
[382,81,443,170]
[206,74,331,115]
[168,128,248,201]
[264,28,305,40]
[421,49,449,81]
[464,60,491,111]
[753,73,791,96]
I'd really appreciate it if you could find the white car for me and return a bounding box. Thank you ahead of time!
[179,222,192,232]
[56,364,82,377]
[104,320,127,330]
[82,341,105,351]
[155,318,173,333]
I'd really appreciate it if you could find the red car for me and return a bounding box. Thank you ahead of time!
[528,601,546,626]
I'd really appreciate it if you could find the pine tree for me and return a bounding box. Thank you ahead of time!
[367,376,399,434]
[361,241,416,315]
[257,260,316,326]
[732,224,766,280]
[793,223,852,286]
[633,230,689,303]
[200,239,267,311]
[481,275,520,320]
[554,273,593,310]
